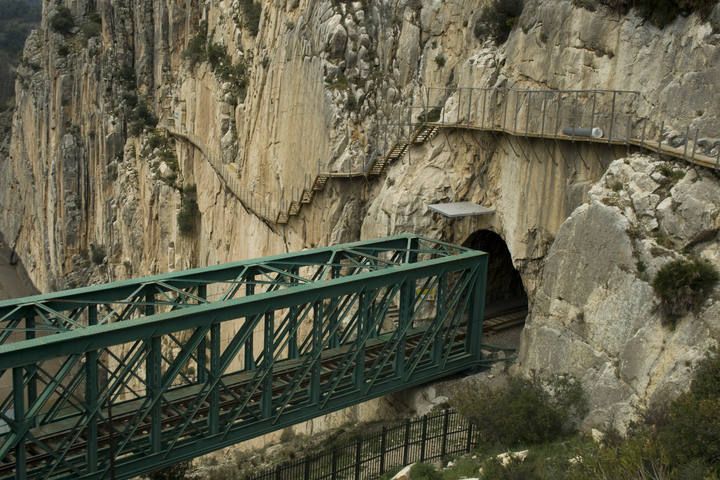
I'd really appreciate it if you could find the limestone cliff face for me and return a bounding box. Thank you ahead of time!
[518,155,720,430]
[0,0,719,440]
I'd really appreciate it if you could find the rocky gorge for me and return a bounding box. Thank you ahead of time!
[0,0,719,470]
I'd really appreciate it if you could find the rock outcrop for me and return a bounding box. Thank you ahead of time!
[519,154,720,430]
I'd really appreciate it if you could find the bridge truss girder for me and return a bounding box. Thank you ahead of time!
[0,235,487,479]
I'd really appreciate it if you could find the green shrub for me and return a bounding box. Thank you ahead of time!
[450,375,587,448]
[206,42,227,70]
[473,0,524,44]
[128,100,158,136]
[479,457,543,480]
[652,257,719,324]
[183,27,208,69]
[178,186,199,235]
[690,347,720,399]
[574,350,720,479]
[89,244,106,265]
[118,63,136,89]
[573,0,717,28]
[409,463,442,480]
[57,44,70,57]
[238,0,262,36]
[434,53,446,68]
[81,18,101,40]
[50,6,75,35]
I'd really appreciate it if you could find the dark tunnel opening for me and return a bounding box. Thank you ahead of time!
[463,230,528,320]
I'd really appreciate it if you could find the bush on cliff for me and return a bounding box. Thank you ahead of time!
[238,0,262,36]
[177,186,199,235]
[473,0,524,44]
[449,374,587,448]
[572,349,720,478]
[573,0,718,28]
[652,257,718,325]
[50,6,75,36]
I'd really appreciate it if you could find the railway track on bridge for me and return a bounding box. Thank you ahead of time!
[0,306,522,478]
[0,235,494,479]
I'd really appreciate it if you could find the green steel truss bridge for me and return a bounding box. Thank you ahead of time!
[0,235,491,479]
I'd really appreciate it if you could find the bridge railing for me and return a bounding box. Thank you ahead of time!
[0,235,488,480]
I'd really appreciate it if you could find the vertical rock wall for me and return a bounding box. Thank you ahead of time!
[0,0,718,452]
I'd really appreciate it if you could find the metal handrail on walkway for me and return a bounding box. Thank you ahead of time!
[165,87,719,227]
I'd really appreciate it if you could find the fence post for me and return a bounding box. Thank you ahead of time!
[553,92,562,138]
[466,421,474,453]
[275,465,281,480]
[467,88,473,126]
[525,91,531,135]
[457,88,462,125]
[402,419,411,466]
[420,414,428,462]
[331,449,338,480]
[304,456,311,480]
[354,438,362,480]
[683,125,690,160]
[481,88,487,128]
[502,89,509,130]
[640,118,646,147]
[658,120,665,152]
[380,426,387,473]
[540,92,547,136]
[513,90,520,133]
[441,409,450,460]
[608,91,617,143]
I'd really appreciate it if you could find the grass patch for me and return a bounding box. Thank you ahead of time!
[409,463,442,480]
[652,257,719,325]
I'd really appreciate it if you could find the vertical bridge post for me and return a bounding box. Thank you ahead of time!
[12,367,26,480]
[86,305,99,473]
[467,255,488,362]
[397,238,419,378]
[145,292,162,453]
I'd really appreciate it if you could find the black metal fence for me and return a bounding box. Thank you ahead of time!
[245,409,478,480]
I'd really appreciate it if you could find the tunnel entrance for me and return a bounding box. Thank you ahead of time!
[463,230,528,339]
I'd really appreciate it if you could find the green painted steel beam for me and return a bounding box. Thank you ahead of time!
[0,235,419,320]
[0,249,485,370]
